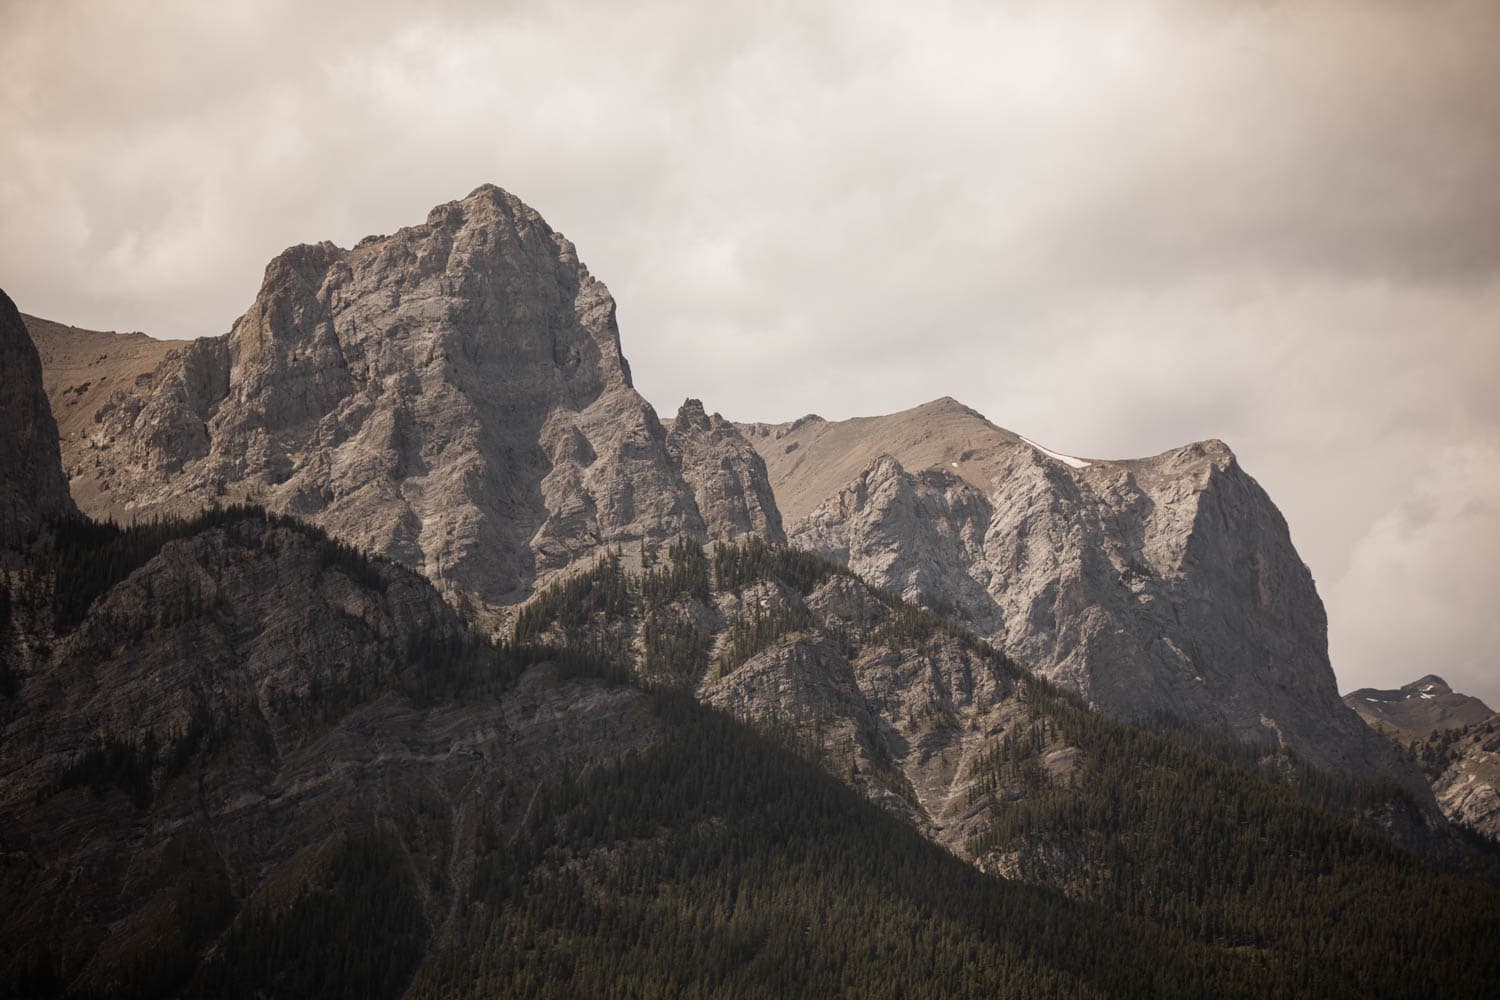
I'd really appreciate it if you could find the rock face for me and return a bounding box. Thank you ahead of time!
[1344,675,1495,734]
[0,288,75,546]
[746,399,1415,785]
[667,399,785,543]
[25,187,776,606]
[1428,719,1500,841]
[794,455,1003,635]
[519,547,1051,856]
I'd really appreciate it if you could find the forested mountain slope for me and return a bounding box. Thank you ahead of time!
[2,511,1498,998]
[512,537,1500,990]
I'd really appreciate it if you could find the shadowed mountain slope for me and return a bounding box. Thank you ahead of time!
[0,290,75,547]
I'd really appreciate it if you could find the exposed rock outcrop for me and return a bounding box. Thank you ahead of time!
[748,400,1419,787]
[1428,718,1500,840]
[17,188,1416,792]
[795,455,1001,634]
[667,398,784,543]
[0,288,75,547]
[24,187,778,607]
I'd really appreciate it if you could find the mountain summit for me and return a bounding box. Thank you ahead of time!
[4,185,1496,995]
[24,185,775,607]
[1344,675,1495,734]
[743,399,1417,786]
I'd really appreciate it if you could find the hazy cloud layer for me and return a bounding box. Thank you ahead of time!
[4,0,1497,703]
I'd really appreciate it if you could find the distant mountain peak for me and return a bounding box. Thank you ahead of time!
[1345,675,1494,733]
[1408,674,1453,695]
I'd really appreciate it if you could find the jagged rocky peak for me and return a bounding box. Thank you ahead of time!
[25,186,785,607]
[1345,675,1496,734]
[667,398,786,543]
[749,398,1421,788]
[227,184,633,417]
[0,287,75,548]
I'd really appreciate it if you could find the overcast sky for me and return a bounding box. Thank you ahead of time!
[3,0,1497,705]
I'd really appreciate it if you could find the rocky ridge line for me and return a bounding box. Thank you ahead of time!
[24,186,778,609]
[744,401,1424,789]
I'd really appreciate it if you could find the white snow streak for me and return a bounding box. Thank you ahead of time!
[1019,436,1091,469]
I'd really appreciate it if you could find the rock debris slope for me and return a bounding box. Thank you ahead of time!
[745,399,1417,786]
[24,186,776,607]
[0,289,76,547]
[23,313,176,516]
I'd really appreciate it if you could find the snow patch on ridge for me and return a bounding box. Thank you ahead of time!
[1020,436,1092,469]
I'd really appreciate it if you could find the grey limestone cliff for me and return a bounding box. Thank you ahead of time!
[749,399,1419,787]
[667,398,785,543]
[26,187,778,608]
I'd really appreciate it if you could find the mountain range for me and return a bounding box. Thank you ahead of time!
[22,185,1413,791]
[4,185,1498,997]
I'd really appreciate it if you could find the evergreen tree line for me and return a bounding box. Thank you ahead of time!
[8,504,402,636]
[404,687,1268,999]
[964,678,1500,997]
[1405,717,1500,780]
